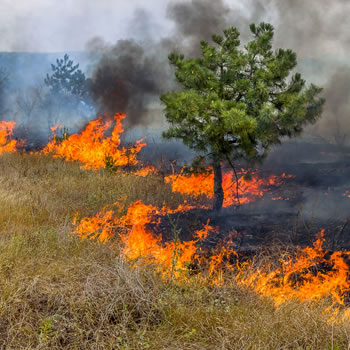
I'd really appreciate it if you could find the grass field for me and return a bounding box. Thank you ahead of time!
[0,152,349,349]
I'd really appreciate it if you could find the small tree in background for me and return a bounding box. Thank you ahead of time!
[45,54,91,103]
[161,22,324,211]
[44,54,93,127]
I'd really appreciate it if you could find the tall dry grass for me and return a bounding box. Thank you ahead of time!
[0,152,349,349]
[0,152,184,237]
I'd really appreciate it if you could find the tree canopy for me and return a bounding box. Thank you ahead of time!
[45,54,91,106]
[161,22,324,210]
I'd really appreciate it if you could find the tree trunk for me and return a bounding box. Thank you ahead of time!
[213,155,224,211]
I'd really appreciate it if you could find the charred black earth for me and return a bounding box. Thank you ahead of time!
[149,141,350,253]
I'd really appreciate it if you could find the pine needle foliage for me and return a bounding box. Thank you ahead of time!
[161,22,325,210]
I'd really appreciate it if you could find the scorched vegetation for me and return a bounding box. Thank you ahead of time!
[0,21,349,350]
[0,150,349,349]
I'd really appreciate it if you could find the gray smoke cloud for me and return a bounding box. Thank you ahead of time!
[1,0,349,141]
[88,0,234,127]
[164,0,232,56]
[87,0,350,140]
[315,69,350,147]
[88,38,169,126]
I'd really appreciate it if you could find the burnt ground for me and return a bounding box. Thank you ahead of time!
[15,135,350,252]
[149,143,350,253]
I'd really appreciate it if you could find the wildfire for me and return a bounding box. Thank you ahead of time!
[75,200,350,310]
[42,113,146,170]
[133,165,158,177]
[74,200,212,279]
[0,120,18,154]
[35,111,350,315]
[165,169,291,207]
[236,230,350,307]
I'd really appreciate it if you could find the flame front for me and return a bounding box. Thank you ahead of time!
[69,113,350,310]
[165,169,291,207]
[75,203,350,311]
[0,120,18,154]
[236,230,350,308]
[19,110,347,317]
[43,113,146,170]
[75,200,209,279]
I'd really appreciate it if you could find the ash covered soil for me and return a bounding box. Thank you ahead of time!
[149,142,350,253]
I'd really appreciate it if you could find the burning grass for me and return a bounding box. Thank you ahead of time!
[1,152,350,348]
[165,168,293,207]
[2,229,350,349]
[42,113,146,170]
[1,112,350,348]
[0,120,18,154]
[74,199,350,313]
[0,152,184,236]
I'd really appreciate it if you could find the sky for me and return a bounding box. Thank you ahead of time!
[1,0,349,60]
[0,0,173,52]
[0,0,349,61]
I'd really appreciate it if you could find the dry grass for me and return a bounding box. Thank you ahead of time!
[0,152,349,349]
[0,152,184,236]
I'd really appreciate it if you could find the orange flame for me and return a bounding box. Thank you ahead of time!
[236,230,350,307]
[50,123,64,133]
[0,120,18,154]
[42,113,146,170]
[133,165,158,177]
[165,169,291,207]
[74,200,217,279]
[74,201,350,310]
[68,113,350,315]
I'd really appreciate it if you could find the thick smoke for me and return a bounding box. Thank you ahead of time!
[258,0,350,58]
[88,39,169,126]
[89,0,350,140]
[314,69,350,147]
[164,0,232,56]
[88,0,233,127]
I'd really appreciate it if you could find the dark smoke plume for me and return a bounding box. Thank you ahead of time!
[88,0,350,139]
[164,0,232,56]
[88,39,169,126]
[88,0,234,127]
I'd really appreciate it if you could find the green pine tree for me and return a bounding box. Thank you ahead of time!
[161,23,324,211]
[45,54,92,106]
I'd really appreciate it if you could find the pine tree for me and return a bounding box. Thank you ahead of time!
[44,54,93,128]
[161,23,324,211]
[45,54,91,106]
